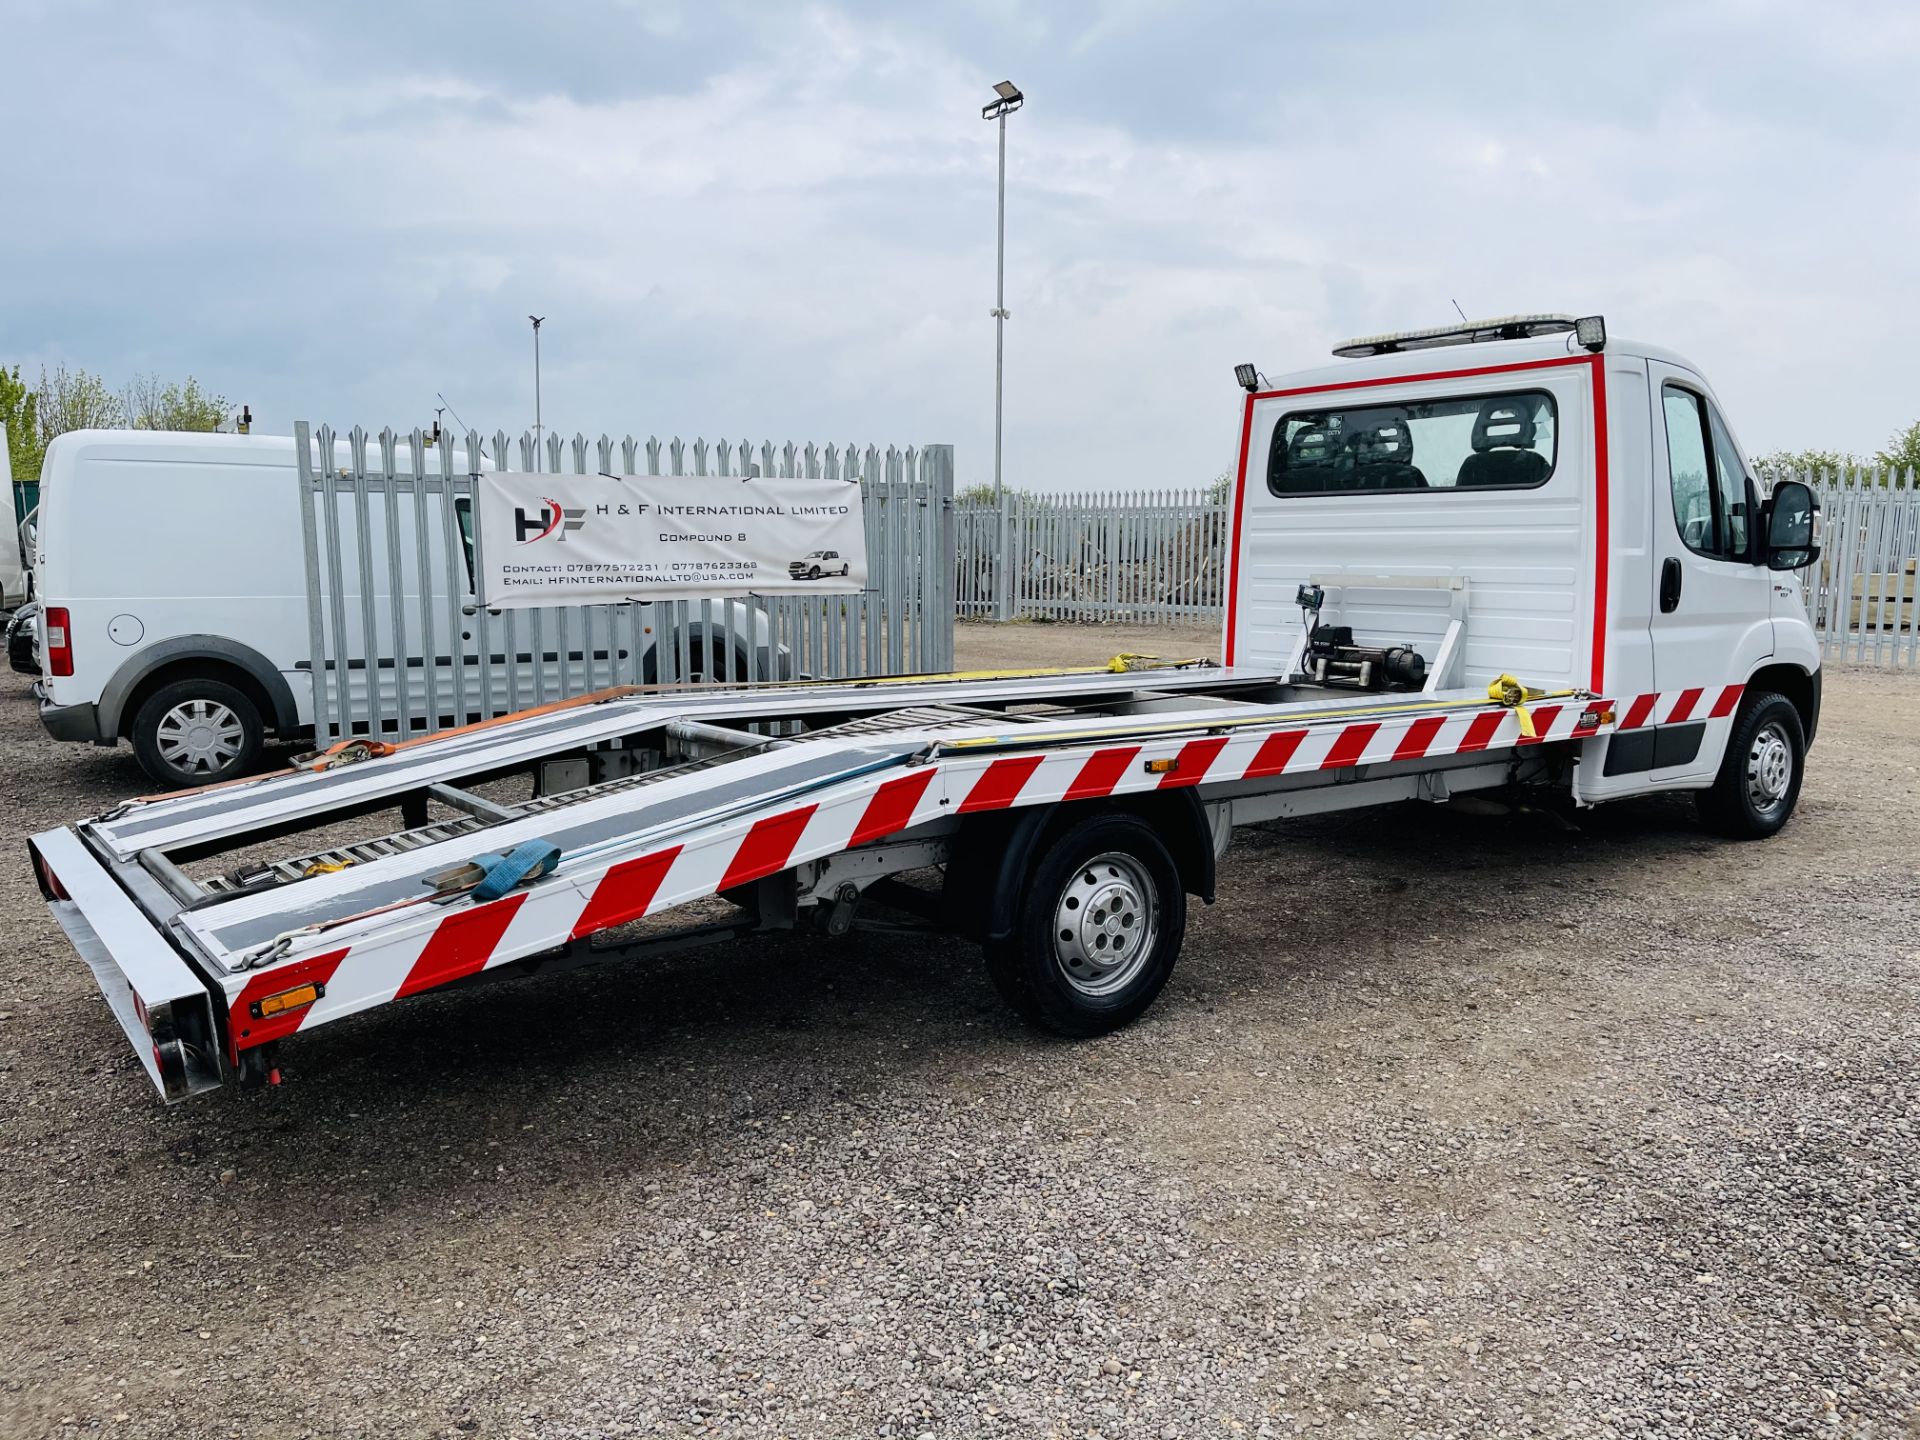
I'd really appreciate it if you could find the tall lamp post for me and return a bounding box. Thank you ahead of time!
[983,80,1022,619]
[529,314,546,471]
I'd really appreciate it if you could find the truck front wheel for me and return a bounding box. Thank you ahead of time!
[131,678,264,788]
[1697,690,1805,839]
[984,813,1186,1037]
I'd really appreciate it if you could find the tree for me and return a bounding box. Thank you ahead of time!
[955,482,1053,505]
[1875,420,1920,476]
[122,372,228,432]
[1753,422,1920,483]
[8,363,235,476]
[1752,447,1862,479]
[0,365,41,483]
[35,363,123,440]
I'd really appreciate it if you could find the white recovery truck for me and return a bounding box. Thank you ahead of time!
[31,316,1826,1103]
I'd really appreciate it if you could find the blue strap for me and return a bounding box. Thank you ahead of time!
[470,840,562,902]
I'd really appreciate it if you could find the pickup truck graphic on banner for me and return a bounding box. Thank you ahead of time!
[788,550,852,579]
[475,472,866,608]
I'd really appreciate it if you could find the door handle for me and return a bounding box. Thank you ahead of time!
[1660,557,1683,613]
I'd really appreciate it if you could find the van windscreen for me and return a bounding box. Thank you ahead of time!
[1267,389,1557,496]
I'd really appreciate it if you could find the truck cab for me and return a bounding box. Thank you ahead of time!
[1224,313,1821,830]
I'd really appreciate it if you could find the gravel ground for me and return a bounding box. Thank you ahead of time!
[0,630,1915,1439]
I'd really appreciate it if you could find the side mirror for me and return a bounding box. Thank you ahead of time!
[1764,479,1821,572]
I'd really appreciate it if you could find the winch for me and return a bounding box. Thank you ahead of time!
[1304,625,1426,690]
[1295,584,1427,691]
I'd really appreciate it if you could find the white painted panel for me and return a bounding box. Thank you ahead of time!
[1230,364,1598,692]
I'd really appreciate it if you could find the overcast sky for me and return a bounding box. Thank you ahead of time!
[4,0,1917,489]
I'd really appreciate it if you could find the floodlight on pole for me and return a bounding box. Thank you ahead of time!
[529,314,546,472]
[983,80,1022,618]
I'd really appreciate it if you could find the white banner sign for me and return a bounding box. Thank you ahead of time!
[475,472,867,609]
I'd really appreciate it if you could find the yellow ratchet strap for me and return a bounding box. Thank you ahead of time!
[787,656,1217,688]
[1487,674,1579,740]
[1105,653,1212,673]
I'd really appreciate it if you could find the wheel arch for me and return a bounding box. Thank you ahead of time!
[954,791,1218,946]
[639,624,754,684]
[106,639,296,740]
[1746,661,1820,745]
[641,617,792,683]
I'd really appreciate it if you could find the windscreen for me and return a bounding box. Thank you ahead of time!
[1267,389,1557,495]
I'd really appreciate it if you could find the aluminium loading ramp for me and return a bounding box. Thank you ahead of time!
[32,659,1608,1098]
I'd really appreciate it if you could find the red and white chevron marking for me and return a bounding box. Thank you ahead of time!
[1615,683,1744,731]
[223,683,1747,1053]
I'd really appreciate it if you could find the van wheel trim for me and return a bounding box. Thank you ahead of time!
[155,699,246,773]
[1051,851,1159,998]
[1745,719,1794,816]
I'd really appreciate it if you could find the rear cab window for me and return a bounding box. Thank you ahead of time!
[1268,390,1558,496]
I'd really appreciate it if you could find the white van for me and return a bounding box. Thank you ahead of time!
[34,431,775,788]
[0,428,28,613]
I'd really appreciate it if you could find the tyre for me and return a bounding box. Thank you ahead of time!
[984,812,1187,1037]
[7,606,39,676]
[697,639,753,685]
[131,678,264,788]
[1696,690,1805,839]
[808,566,822,580]
[649,638,751,686]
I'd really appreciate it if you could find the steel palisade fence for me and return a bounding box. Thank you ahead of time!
[1787,467,1920,667]
[294,422,955,745]
[956,472,1918,666]
[955,487,1227,624]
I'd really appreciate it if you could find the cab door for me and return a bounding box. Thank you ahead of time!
[1646,363,1772,783]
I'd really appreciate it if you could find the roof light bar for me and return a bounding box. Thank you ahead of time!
[1331,313,1602,359]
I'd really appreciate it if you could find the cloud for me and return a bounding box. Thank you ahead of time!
[3,0,1918,486]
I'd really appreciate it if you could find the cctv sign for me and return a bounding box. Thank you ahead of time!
[475,471,867,609]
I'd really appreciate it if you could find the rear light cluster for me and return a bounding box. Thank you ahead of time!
[44,606,74,678]
[33,848,68,901]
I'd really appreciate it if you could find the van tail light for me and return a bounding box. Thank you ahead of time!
[44,606,73,677]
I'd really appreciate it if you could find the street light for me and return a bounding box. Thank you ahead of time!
[529,314,546,472]
[982,80,1022,618]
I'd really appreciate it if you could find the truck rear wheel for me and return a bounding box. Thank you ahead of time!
[984,813,1186,1037]
[1697,691,1805,839]
[131,678,264,788]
